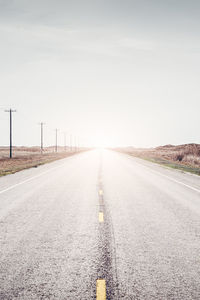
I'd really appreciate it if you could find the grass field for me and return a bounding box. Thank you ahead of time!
[0,147,84,177]
[115,144,200,176]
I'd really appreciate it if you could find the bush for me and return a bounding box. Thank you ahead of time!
[176,153,184,161]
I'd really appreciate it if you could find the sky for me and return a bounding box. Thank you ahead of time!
[0,0,200,148]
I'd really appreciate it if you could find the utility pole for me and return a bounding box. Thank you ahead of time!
[39,122,45,154]
[55,128,59,152]
[63,132,67,152]
[70,134,73,152]
[5,108,16,158]
[76,137,79,152]
[74,136,77,152]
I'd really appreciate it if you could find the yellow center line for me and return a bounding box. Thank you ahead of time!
[99,190,103,196]
[96,279,106,300]
[99,212,104,223]
[99,199,104,205]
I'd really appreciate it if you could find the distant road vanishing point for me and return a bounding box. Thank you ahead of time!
[0,149,200,299]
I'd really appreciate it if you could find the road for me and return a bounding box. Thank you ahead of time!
[0,149,200,299]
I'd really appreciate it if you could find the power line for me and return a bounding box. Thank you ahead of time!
[63,132,67,152]
[4,108,17,158]
[70,134,73,152]
[2,109,85,153]
[55,128,59,152]
[39,122,45,154]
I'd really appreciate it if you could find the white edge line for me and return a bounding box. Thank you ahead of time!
[149,168,200,194]
[1,151,200,195]
[122,153,200,194]
[0,165,63,195]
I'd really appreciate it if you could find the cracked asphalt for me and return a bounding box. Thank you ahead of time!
[0,149,200,299]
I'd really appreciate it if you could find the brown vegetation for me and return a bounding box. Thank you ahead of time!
[115,144,200,174]
[0,147,83,176]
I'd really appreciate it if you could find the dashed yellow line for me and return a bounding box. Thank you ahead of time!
[99,190,103,196]
[99,212,104,223]
[96,279,106,300]
[99,198,104,205]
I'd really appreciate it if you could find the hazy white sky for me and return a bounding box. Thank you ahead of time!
[0,0,200,147]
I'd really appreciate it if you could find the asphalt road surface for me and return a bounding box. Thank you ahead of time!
[0,149,200,299]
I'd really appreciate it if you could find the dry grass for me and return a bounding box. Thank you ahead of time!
[0,147,83,177]
[115,144,200,175]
